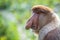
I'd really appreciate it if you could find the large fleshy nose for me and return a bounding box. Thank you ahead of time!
[32,14,39,30]
[25,14,34,30]
[25,13,39,30]
[25,20,33,30]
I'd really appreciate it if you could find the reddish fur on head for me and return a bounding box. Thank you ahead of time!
[32,5,53,14]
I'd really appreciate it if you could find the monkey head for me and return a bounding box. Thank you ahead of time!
[25,5,55,34]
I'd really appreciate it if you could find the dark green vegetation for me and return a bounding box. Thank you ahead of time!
[0,0,60,40]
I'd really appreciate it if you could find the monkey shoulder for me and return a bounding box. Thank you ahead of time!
[44,27,60,40]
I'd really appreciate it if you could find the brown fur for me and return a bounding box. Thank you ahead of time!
[32,5,52,14]
[44,27,60,40]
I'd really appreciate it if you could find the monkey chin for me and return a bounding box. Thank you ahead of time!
[32,29,39,35]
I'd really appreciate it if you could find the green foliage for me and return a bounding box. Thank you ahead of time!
[0,0,60,40]
[0,0,11,10]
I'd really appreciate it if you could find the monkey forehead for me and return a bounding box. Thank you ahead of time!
[32,5,53,14]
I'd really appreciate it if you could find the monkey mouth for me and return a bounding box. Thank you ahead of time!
[31,25,38,30]
[31,25,39,34]
[25,24,38,30]
[25,25,37,30]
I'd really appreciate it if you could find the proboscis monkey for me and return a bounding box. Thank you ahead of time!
[25,5,60,40]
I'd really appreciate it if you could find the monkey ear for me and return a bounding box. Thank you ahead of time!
[32,5,53,14]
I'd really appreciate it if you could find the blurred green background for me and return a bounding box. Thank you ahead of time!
[0,0,60,40]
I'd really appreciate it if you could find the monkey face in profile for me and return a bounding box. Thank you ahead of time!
[25,5,55,34]
[25,5,60,40]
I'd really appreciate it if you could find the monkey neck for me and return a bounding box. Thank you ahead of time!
[38,13,60,40]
